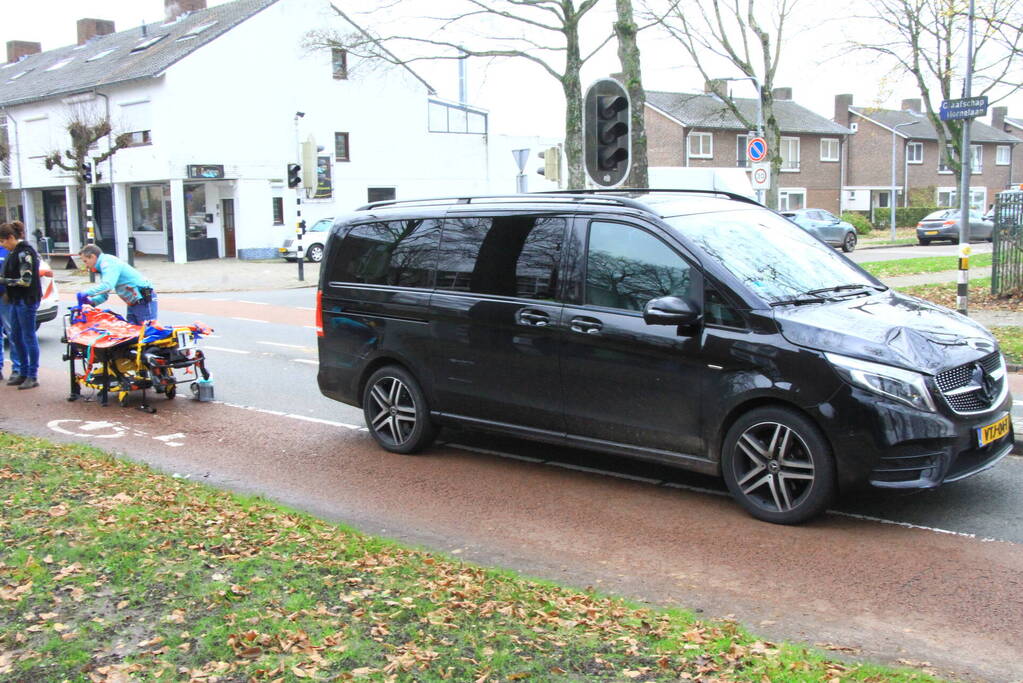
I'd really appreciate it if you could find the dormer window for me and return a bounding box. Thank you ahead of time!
[131,35,168,52]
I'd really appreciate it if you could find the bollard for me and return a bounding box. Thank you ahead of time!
[127,237,136,267]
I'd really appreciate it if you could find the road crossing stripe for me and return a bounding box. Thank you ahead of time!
[258,341,307,349]
[204,346,250,354]
[231,317,268,323]
[237,300,268,305]
[292,359,318,365]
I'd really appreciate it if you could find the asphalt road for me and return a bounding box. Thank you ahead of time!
[9,286,1023,682]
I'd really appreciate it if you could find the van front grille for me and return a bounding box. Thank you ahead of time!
[934,352,1005,414]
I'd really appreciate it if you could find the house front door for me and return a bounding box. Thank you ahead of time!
[222,199,236,257]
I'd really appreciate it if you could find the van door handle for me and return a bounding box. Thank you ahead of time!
[518,309,550,327]
[570,317,602,334]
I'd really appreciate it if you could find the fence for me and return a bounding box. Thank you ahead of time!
[991,191,1023,296]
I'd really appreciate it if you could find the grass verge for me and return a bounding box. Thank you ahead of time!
[0,434,941,681]
[858,228,917,245]
[860,253,992,279]
[896,277,1023,312]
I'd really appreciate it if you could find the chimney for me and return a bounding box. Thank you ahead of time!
[77,19,116,46]
[165,0,207,21]
[704,79,726,98]
[901,98,922,113]
[834,93,853,127]
[992,106,1008,132]
[6,40,41,64]
[772,87,792,101]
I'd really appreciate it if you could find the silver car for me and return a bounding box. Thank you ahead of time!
[916,209,993,245]
[781,209,858,253]
[280,217,332,263]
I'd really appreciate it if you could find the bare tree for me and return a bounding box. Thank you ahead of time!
[847,0,1023,174]
[615,0,649,188]
[311,1,615,189]
[649,0,798,208]
[43,106,131,245]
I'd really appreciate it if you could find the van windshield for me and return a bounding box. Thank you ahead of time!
[663,209,879,305]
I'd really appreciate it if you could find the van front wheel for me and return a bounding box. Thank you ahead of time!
[362,366,437,454]
[721,407,835,524]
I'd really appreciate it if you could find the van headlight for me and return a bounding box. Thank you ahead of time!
[825,353,936,412]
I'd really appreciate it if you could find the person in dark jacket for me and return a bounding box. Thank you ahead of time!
[0,222,41,389]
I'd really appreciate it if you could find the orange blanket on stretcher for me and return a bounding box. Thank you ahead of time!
[66,306,144,348]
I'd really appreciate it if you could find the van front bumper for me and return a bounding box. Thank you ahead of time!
[817,385,1013,491]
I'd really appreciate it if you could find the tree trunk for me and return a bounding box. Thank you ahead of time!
[563,9,585,190]
[615,0,648,189]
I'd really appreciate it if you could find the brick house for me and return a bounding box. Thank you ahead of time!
[835,94,1021,215]
[645,84,852,212]
[991,107,1023,190]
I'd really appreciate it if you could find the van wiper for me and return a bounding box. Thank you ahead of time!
[769,294,831,307]
[805,284,882,296]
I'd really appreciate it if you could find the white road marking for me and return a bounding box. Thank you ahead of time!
[292,358,318,365]
[204,346,250,354]
[153,433,187,447]
[303,325,318,330]
[47,419,126,438]
[297,306,314,311]
[230,317,268,323]
[258,341,307,349]
[237,300,268,305]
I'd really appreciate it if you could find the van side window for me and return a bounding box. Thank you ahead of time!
[435,215,564,299]
[328,219,441,287]
[704,285,745,328]
[585,221,691,311]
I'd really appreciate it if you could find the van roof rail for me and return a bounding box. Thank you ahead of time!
[355,188,758,215]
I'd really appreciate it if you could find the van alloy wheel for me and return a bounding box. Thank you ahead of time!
[722,407,835,524]
[368,377,417,445]
[362,366,438,454]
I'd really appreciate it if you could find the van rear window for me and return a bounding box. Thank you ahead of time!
[328,219,441,287]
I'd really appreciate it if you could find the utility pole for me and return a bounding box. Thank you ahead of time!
[957,0,976,315]
[84,161,95,283]
[294,112,305,282]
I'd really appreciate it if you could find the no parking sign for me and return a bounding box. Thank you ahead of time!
[746,137,767,163]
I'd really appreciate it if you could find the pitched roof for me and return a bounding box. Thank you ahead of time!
[645,90,851,136]
[850,107,1021,144]
[0,0,280,107]
[1005,116,1023,131]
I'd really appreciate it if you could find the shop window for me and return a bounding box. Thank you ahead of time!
[184,184,207,239]
[130,185,168,232]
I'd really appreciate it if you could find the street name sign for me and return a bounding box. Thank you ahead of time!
[747,137,767,163]
[939,96,989,121]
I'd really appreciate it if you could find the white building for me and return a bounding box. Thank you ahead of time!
[0,0,534,262]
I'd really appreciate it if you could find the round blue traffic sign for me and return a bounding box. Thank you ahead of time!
[747,137,767,162]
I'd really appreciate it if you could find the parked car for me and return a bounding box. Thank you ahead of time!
[781,209,857,253]
[316,191,1012,524]
[916,209,993,245]
[280,217,332,263]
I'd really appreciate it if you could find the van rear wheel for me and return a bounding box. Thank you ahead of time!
[721,406,835,524]
[362,366,437,454]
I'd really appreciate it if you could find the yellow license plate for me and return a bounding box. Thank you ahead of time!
[925,230,939,235]
[977,414,1010,446]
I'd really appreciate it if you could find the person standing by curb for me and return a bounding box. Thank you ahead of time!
[0,222,41,389]
[0,224,21,382]
[78,244,158,325]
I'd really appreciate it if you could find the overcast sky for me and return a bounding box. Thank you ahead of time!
[4,0,1021,138]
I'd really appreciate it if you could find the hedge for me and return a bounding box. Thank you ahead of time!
[873,207,948,228]
[841,212,874,235]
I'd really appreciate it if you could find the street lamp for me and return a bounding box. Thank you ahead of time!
[890,120,916,242]
[717,76,763,202]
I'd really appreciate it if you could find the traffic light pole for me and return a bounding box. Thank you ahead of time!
[957,0,976,316]
[296,193,304,282]
[85,178,95,283]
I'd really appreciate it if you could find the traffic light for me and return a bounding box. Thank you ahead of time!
[536,146,561,184]
[82,162,93,184]
[287,163,302,189]
[584,78,630,187]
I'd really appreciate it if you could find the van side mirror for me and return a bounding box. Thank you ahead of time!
[643,296,700,326]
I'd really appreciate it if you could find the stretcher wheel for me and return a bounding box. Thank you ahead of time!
[118,392,129,407]
[165,385,176,400]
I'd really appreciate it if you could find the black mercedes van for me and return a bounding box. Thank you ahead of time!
[316,191,1012,524]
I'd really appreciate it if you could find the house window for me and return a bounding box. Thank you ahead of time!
[687,132,713,159]
[996,145,1010,166]
[427,100,488,134]
[332,48,348,80]
[334,132,350,162]
[850,122,858,133]
[123,130,152,147]
[939,144,955,173]
[907,142,923,164]
[970,188,986,211]
[780,137,800,171]
[820,138,839,162]
[272,197,284,225]
[778,189,806,211]
[937,188,957,207]
[735,134,749,168]
[971,144,982,173]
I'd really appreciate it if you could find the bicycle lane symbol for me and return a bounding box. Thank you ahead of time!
[47,420,187,447]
